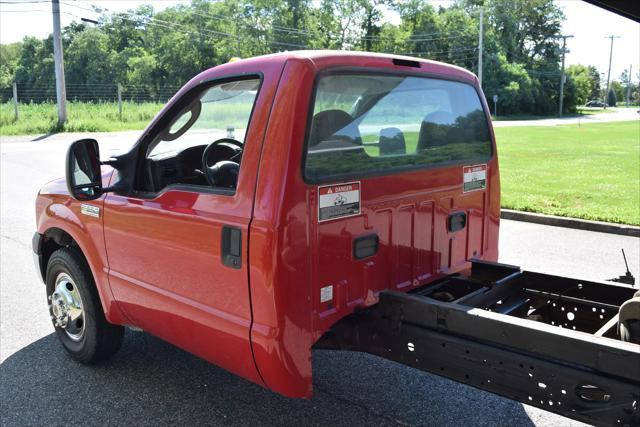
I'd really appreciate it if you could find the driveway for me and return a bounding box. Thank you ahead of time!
[492,107,639,127]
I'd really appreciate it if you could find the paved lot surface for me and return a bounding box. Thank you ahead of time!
[1,132,638,426]
[492,107,639,127]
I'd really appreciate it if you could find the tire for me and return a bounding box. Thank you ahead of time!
[620,320,640,345]
[46,247,124,363]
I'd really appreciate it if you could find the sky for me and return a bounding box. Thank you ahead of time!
[0,0,638,81]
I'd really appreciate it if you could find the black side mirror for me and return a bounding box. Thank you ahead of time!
[65,139,103,201]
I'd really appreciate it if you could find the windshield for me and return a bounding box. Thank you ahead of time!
[304,73,491,182]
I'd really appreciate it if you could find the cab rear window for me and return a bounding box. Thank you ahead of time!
[304,73,492,182]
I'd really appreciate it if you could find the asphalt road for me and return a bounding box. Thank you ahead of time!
[1,132,639,426]
[492,107,639,127]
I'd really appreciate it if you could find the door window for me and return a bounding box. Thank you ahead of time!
[139,77,261,193]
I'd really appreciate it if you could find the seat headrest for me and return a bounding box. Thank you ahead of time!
[309,109,357,147]
[379,127,406,155]
[417,111,456,150]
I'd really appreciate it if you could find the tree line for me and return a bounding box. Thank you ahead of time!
[0,0,637,114]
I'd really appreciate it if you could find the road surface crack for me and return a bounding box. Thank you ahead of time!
[312,382,410,426]
[1,234,30,249]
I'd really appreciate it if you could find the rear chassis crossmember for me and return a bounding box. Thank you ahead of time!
[315,261,640,427]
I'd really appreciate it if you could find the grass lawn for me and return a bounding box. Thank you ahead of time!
[0,101,262,135]
[494,121,640,225]
[0,101,164,135]
[1,102,638,225]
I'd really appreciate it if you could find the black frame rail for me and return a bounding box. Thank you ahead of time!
[315,261,640,426]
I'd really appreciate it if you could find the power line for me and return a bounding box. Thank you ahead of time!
[61,0,311,50]
[189,5,472,42]
[63,0,472,49]
[0,8,49,12]
[401,47,478,58]
[0,0,50,3]
[188,8,312,38]
[362,33,467,43]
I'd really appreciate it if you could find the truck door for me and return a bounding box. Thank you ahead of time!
[102,71,279,383]
[303,72,498,327]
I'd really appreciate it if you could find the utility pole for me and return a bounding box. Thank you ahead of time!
[604,35,620,108]
[477,7,483,88]
[117,83,123,119]
[626,64,633,106]
[52,0,67,125]
[12,82,18,121]
[558,35,573,116]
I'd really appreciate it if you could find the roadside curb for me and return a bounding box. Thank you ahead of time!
[500,209,640,237]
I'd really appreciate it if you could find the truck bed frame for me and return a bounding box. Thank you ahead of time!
[315,261,640,426]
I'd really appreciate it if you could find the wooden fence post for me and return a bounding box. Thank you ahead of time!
[117,83,122,120]
[12,82,19,121]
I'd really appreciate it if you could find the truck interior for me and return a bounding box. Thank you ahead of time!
[304,73,492,182]
[136,78,260,193]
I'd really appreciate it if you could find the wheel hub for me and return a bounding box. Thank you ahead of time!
[49,273,85,341]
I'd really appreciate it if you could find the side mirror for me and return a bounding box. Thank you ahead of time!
[65,139,103,201]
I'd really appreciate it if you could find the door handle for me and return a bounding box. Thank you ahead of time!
[221,226,242,269]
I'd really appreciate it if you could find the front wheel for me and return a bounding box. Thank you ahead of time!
[46,247,124,363]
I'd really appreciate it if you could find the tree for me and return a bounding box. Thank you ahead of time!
[127,53,157,90]
[64,28,116,100]
[13,36,55,101]
[397,1,440,55]
[359,0,386,51]
[0,0,606,115]
[484,0,563,66]
[272,0,314,48]
[0,42,21,88]
[587,65,601,100]
[482,53,535,114]
[607,88,617,107]
[566,64,592,106]
[609,81,623,105]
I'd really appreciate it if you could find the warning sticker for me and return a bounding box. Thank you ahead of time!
[318,181,361,222]
[463,164,487,192]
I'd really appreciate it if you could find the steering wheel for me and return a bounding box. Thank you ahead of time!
[201,138,243,187]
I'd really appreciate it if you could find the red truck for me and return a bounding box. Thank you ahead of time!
[32,51,639,426]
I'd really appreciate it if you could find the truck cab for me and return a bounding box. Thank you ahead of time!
[33,51,638,426]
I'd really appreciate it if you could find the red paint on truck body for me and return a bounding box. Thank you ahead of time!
[35,51,499,398]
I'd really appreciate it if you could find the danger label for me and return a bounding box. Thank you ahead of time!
[463,164,487,192]
[318,182,361,222]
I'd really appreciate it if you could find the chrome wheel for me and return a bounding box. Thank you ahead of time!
[49,272,85,341]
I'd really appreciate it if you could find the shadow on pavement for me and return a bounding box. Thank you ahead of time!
[1,331,535,426]
[31,132,59,142]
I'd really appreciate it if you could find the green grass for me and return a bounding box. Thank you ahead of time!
[0,101,164,135]
[494,121,640,225]
[0,100,260,136]
[2,102,638,225]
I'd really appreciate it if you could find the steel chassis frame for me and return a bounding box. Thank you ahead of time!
[315,261,640,426]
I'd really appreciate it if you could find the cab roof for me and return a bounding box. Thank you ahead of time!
[210,50,479,85]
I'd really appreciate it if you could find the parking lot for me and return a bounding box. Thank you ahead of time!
[1,131,638,426]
